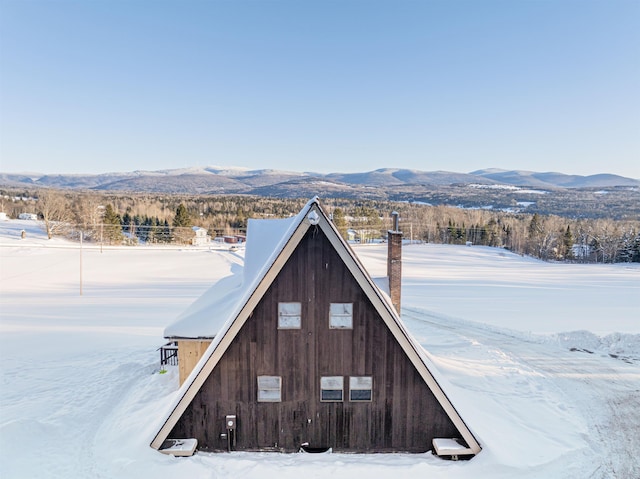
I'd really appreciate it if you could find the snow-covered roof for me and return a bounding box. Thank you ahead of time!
[164,268,243,339]
[164,199,311,339]
[243,215,299,282]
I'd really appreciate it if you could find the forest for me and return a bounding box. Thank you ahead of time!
[2,188,639,263]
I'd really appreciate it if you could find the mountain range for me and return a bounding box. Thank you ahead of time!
[2,166,639,219]
[1,167,638,195]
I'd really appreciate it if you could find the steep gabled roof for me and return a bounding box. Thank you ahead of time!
[151,197,481,454]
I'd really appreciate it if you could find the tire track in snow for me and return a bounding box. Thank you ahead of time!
[402,307,640,479]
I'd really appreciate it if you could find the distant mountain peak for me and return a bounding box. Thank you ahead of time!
[0,166,637,194]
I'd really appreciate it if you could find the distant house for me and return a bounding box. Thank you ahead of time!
[219,234,245,244]
[191,227,211,246]
[18,213,38,220]
[151,197,480,458]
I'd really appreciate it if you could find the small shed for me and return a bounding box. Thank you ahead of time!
[151,197,480,457]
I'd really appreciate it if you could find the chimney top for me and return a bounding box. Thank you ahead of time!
[391,211,400,233]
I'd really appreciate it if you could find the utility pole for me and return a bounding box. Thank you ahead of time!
[97,205,105,253]
[79,231,83,296]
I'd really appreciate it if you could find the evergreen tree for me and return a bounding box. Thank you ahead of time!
[146,217,161,243]
[632,233,640,263]
[527,213,543,257]
[503,224,513,250]
[332,208,348,240]
[529,213,542,238]
[487,218,500,247]
[618,229,640,263]
[563,226,574,259]
[173,203,191,228]
[102,204,123,244]
[122,211,132,234]
[158,219,171,243]
[138,217,150,243]
[172,203,192,244]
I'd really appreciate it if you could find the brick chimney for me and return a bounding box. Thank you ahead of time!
[387,211,402,315]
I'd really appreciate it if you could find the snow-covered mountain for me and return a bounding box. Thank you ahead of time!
[1,166,638,193]
[470,168,638,188]
[3,167,638,219]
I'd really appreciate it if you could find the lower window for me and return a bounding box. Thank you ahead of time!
[349,376,372,401]
[257,375,282,402]
[320,376,344,402]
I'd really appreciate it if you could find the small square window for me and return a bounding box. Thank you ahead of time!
[329,303,353,329]
[257,375,282,402]
[349,376,372,402]
[278,302,301,329]
[320,376,344,402]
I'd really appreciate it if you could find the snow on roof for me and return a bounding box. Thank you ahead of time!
[164,267,244,339]
[164,198,314,339]
[372,276,390,296]
[243,216,298,282]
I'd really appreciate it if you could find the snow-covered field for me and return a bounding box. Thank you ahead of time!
[1,219,638,479]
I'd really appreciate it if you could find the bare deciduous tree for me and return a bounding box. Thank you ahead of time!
[36,189,73,239]
[71,195,106,241]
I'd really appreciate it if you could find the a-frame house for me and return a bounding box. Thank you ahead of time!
[151,197,481,456]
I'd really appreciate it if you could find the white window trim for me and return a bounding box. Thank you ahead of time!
[329,302,353,329]
[257,375,282,402]
[320,376,344,402]
[278,302,302,329]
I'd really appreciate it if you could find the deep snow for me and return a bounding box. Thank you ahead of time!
[0,219,638,479]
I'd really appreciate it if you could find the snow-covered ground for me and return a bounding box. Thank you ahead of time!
[1,219,638,479]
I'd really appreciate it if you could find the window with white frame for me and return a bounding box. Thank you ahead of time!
[257,375,282,402]
[278,302,301,329]
[329,303,353,329]
[349,376,373,402]
[320,376,344,401]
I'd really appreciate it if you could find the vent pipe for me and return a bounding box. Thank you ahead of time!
[387,212,402,315]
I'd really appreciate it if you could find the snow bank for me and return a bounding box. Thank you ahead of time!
[1,220,639,479]
[551,331,640,362]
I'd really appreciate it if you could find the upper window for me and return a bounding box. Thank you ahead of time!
[257,375,282,402]
[349,376,373,402]
[320,376,344,402]
[329,303,353,329]
[278,302,301,329]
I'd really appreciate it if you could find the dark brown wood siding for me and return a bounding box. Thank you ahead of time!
[169,228,460,452]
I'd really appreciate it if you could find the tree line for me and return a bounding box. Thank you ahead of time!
[2,189,638,263]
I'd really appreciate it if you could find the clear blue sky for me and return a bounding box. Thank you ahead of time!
[1,0,638,178]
